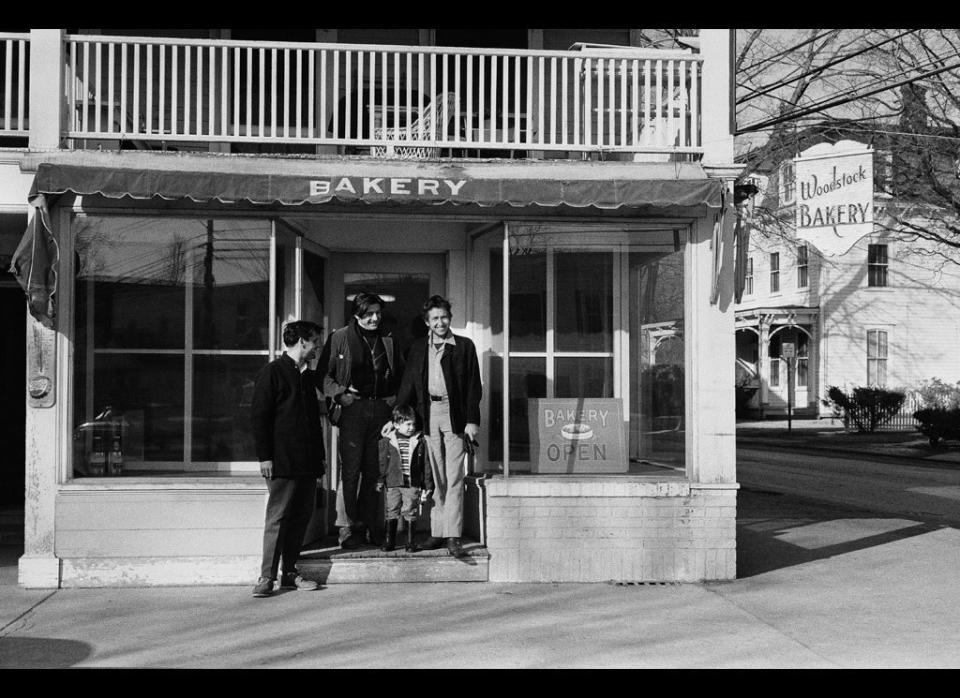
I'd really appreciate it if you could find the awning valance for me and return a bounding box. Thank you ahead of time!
[11,155,723,328]
[26,158,722,210]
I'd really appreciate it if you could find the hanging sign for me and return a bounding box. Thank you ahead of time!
[794,140,873,256]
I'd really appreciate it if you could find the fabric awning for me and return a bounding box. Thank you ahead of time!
[27,157,723,209]
[11,154,724,327]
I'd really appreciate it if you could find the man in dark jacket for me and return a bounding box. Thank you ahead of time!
[250,320,324,598]
[319,292,403,549]
[398,295,481,558]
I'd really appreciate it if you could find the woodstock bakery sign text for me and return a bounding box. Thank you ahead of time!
[794,140,874,256]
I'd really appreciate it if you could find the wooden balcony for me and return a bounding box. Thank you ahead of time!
[3,33,707,160]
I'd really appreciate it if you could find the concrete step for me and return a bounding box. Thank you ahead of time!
[297,538,489,583]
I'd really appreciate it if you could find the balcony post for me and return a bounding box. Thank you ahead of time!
[699,29,734,166]
[28,29,66,151]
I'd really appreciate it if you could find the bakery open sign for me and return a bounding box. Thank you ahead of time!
[794,140,874,256]
[529,398,627,473]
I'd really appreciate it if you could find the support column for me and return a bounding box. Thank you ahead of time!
[20,315,62,588]
[28,30,66,152]
[686,205,736,485]
[699,29,734,168]
[757,317,769,418]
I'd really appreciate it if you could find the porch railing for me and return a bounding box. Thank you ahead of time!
[0,33,29,136]
[60,35,703,158]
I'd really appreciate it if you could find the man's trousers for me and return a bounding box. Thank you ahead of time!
[260,475,316,579]
[426,397,466,538]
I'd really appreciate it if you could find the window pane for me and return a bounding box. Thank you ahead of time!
[490,249,547,352]
[192,223,270,350]
[797,358,808,387]
[630,247,685,471]
[555,252,612,352]
[487,356,546,466]
[192,355,268,462]
[73,213,189,349]
[555,357,613,398]
[303,250,326,329]
[71,215,273,476]
[770,360,780,387]
[88,281,185,349]
[867,330,878,358]
[73,354,185,476]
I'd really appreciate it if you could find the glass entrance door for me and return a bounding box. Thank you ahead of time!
[327,253,446,352]
[323,252,446,540]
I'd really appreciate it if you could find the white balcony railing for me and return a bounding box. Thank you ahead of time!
[0,33,29,136]
[6,34,705,158]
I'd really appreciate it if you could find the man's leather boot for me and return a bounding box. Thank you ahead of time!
[382,519,398,552]
[405,522,420,552]
[446,537,465,558]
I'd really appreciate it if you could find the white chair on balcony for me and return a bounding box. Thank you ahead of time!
[371,92,458,158]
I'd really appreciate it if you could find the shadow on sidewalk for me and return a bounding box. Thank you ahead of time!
[736,486,947,578]
[0,638,93,669]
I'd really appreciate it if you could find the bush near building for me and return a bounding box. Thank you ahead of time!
[823,386,906,433]
[913,378,960,445]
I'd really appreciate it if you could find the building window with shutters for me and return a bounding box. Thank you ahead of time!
[868,244,888,287]
[867,329,888,386]
[770,252,780,293]
[796,245,808,288]
[745,257,754,295]
[779,161,795,205]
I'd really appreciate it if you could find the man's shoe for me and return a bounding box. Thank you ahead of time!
[252,577,275,597]
[446,537,466,558]
[420,536,444,550]
[279,572,319,591]
[340,534,360,550]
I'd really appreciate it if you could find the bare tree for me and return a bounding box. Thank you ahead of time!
[736,29,960,263]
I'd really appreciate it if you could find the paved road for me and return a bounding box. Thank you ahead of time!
[737,443,960,527]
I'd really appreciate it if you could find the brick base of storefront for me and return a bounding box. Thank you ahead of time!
[484,479,737,582]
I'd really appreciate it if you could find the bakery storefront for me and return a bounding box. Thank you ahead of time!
[14,151,737,587]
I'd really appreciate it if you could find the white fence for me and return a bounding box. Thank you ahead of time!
[0,33,29,136]
[58,35,703,157]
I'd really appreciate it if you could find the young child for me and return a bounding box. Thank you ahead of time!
[377,405,434,552]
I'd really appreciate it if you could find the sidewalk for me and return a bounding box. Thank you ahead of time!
[737,417,960,464]
[3,504,960,667]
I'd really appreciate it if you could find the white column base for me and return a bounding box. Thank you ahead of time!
[18,554,62,589]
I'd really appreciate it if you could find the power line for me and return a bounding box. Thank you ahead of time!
[737,29,919,105]
[739,51,953,125]
[738,29,842,75]
[738,54,960,134]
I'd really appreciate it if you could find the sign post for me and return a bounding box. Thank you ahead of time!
[782,342,796,432]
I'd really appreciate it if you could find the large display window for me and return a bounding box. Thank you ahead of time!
[478,223,687,477]
[69,214,323,477]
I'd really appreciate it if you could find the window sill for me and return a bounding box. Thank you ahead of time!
[60,475,265,491]
[484,475,696,498]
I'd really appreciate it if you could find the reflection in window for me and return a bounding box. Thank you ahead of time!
[72,216,272,476]
[488,228,685,475]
